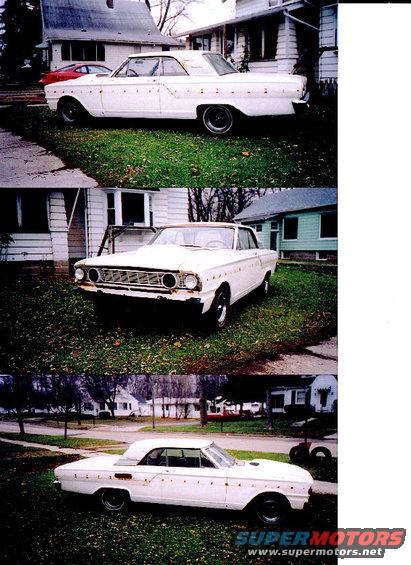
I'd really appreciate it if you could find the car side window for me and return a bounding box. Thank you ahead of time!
[161,57,188,77]
[237,229,250,250]
[247,230,258,249]
[75,66,88,73]
[200,452,216,468]
[165,448,203,468]
[139,448,167,466]
[119,57,160,78]
[87,65,108,74]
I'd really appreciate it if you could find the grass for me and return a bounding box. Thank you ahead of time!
[0,433,124,449]
[141,418,296,435]
[0,265,337,375]
[0,104,336,188]
[0,443,337,565]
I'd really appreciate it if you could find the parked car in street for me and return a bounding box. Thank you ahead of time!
[73,223,278,329]
[44,50,309,134]
[54,438,313,525]
[39,64,112,85]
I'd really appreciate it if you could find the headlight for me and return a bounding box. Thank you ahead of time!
[88,268,101,283]
[162,273,179,289]
[184,274,198,290]
[74,268,85,282]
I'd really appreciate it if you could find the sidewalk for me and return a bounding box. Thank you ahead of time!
[0,436,337,496]
[0,127,98,188]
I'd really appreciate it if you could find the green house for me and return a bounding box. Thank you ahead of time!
[235,188,337,262]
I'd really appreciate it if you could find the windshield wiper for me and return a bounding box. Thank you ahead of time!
[182,244,202,248]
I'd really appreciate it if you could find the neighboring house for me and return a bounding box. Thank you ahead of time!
[270,374,337,414]
[235,187,337,262]
[82,386,147,417]
[0,188,189,274]
[36,0,180,71]
[146,397,201,419]
[177,0,338,92]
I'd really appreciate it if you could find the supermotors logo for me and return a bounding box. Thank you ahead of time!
[235,529,406,559]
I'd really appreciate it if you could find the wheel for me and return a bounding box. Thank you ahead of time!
[253,494,290,526]
[99,489,128,513]
[258,273,271,297]
[310,446,332,463]
[58,98,85,125]
[208,287,230,329]
[289,444,310,464]
[93,296,116,325]
[202,105,234,135]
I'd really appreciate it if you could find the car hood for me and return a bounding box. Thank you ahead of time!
[55,455,120,474]
[230,459,313,484]
[76,244,244,273]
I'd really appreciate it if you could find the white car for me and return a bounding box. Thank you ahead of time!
[45,50,309,134]
[54,439,313,525]
[74,223,278,329]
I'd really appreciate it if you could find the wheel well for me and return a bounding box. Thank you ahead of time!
[95,487,130,499]
[217,281,231,300]
[246,491,290,511]
[264,270,272,281]
[196,104,243,120]
[57,96,84,111]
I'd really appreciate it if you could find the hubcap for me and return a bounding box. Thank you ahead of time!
[216,294,228,325]
[63,103,79,122]
[102,490,124,511]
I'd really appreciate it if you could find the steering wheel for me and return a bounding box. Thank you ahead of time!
[205,240,226,249]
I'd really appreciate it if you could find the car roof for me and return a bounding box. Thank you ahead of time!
[128,50,213,59]
[122,438,214,460]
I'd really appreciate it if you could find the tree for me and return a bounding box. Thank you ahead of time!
[0,0,42,80]
[0,375,35,436]
[150,0,202,36]
[83,375,129,420]
[47,375,83,440]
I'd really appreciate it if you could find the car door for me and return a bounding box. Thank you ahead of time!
[100,57,161,118]
[158,56,196,119]
[235,228,263,295]
[113,447,166,504]
[160,448,228,508]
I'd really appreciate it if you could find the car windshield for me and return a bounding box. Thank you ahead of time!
[204,443,237,467]
[150,226,235,250]
[203,53,238,76]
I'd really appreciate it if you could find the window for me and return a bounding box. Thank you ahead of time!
[61,41,105,62]
[87,65,110,74]
[271,394,285,409]
[0,190,49,233]
[249,18,278,61]
[107,193,116,225]
[283,217,298,240]
[83,402,93,411]
[238,229,250,250]
[122,402,128,410]
[117,57,160,77]
[99,402,105,410]
[139,448,167,466]
[296,390,306,404]
[74,66,88,73]
[192,34,211,51]
[122,193,145,225]
[161,57,188,77]
[320,211,337,239]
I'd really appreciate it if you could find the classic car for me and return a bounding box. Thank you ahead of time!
[73,223,278,329]
[54,438,313,525]
[39,64,112,85]
[44,50,309,134]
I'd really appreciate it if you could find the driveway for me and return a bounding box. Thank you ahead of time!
[0,421,337,457]
[0,127,98,187]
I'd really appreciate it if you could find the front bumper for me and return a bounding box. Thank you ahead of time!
[76,284,216,315]
[292,91,310,114]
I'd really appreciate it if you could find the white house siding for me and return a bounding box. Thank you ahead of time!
[4,233,54,263]
[85,188,189,257]
[65,190,86,261]
[319,5,338,81]
[279,209,337,252]
[309,375,337,413]
[236,0,269,18]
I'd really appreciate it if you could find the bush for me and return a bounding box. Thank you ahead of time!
[98,411,111,420]
[284,404,315,419]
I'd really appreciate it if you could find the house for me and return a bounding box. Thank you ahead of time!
[82,386,146,417]
[36,0,180,72]
[0,188,189,274]
[270,374,337,413]
[146,397,201,419]
[234,187,337,262]
[176,0,337,92]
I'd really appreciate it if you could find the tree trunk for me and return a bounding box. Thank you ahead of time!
[265,387,273,430]
[64,409,68,440]
[16,407,25,436]
[199,378,208,427]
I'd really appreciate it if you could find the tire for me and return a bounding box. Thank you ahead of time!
[99,489,129,513]
[58,98,85,126]
[289,444,310,464]
[310,446,332,463]
[208,287,230,329]
[93,296,115,324]
[253,494,290,527]
[202,105,234,135]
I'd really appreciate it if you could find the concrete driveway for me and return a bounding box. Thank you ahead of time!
[0,127,98,188]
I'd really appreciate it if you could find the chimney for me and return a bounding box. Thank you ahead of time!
[107,0,114,8]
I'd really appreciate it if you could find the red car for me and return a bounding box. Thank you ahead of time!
[39,64,112,85]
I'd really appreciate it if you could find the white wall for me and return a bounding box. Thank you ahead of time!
[310,375,337,413]
[319,5,338,81]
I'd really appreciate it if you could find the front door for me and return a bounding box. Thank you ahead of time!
[101,57,161,117]
[160,448,228,508]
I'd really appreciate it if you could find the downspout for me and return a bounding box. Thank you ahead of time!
[84,189,90,257]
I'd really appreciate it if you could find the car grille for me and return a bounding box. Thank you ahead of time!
[91,268,186,290]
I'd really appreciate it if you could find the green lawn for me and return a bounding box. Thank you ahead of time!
[0,444,337,565]
[0,433,124,449]
[0,104,336,188]
[0,265,337,375]
[141,418,296,436]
